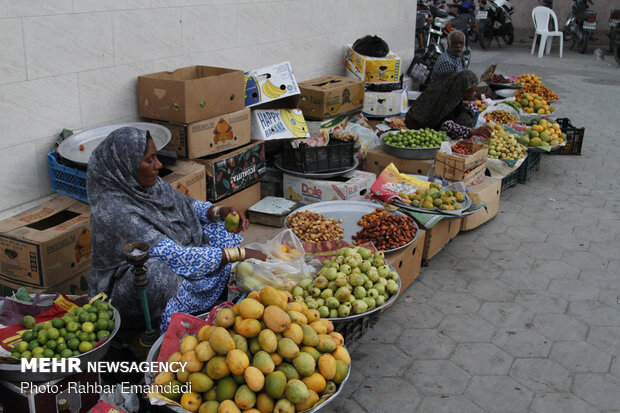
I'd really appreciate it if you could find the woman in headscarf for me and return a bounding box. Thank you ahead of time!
[405,70,492,140]
[87,127,266,333]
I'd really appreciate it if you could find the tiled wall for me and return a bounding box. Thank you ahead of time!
[0,0,417,215]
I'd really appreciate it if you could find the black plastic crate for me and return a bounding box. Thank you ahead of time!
[500,168,519,192]
[333,315,371,345]
[517,151,542,183]
[555,118,584,155]
[281,139,354,174]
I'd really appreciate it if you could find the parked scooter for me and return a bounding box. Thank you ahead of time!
[449,1,479,44]
[476,0,515,49]
[608,7,620,54]
[564,0,597,54]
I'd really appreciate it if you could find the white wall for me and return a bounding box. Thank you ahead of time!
[0,0,417,216]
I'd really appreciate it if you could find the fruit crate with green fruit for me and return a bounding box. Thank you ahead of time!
[554,118,585,155]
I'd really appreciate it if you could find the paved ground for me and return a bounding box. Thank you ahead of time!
[322,44,620,413]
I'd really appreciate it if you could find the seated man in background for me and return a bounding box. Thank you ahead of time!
[429,30,467,82]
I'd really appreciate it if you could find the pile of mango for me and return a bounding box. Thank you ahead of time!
[402,182,465,211]
[526,118,566,147]
[517,93,555,115]
[516,73,542,87]
[154,286,350,413]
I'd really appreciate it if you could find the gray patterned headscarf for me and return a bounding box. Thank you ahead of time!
[87,127,204,272]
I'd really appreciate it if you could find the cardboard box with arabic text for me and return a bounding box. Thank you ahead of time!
[298,75,365,120]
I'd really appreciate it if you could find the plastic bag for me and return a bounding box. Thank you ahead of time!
[352,35,389,57]
[233,229,314,292]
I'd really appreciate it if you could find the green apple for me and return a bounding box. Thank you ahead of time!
[224,212,240,232]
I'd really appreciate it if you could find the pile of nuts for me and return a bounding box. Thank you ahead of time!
[484,110,520,124]
[352,209,417,251]
[286,210,344,242]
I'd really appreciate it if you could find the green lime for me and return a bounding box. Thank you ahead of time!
[94,301,109,312]
[81,322,94,334]
[56,337,65,345]
[59,328,67,337]
[34,324,44,333]
[88,332,96,342]
[11,351,20,359]
[54,354,61,360]
[16,341,29,353]
[60,348,73,358]
[31,347,44,356]
[95,320,108,331]
[77,332,90,343]
[81,304,91,312]
[42,321,53,329]
[52,318,65,329]
[66,321,80,333]
[88,313,97,323]
[21,331,34,342]
[56,343,68,354]
[67,337,80,350]
[28,340,40,351]
[73,350,80,357]
[87,306,98,314]
[97,330,110,341]
[78,312,89,324]
[33,353,43,359]
[47,327,59,340]
[107,320,115,331]
[37,330,48,345]
[21,350,32,360]
[65,332,76,340]
[97,312,110,322]
[22,315,36,329]
[43,349,55,358]
[46,340,57,351]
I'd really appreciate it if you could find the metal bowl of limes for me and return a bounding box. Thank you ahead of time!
[0,294,121,382]
[380,130,448,160]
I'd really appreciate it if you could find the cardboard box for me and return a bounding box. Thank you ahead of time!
[244,62,300,108]
[215,182,261,216]
[434,142,489,183]
[0,196,92,289]
[1,267,89,297]
[298,75,364,120]
[196,142,266,201]
[282,170,375,206]
[138,65,245,124]
[153,108,251,159]
[362,87,408,118]
[416,217,461,261]
[460,176,501,231]
[306,115,349,136]
[344,44,401,84]
[251,109,310,141]
[366,145,434,176]
[159,159,207,202]
[385,228,425,294]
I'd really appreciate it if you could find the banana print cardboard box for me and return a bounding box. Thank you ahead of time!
[283,170,376,206]
[197,141,266,201]
[251,109,311,141]
[244,61,300,108]
[0,195,91,289]
[344,44,401,84]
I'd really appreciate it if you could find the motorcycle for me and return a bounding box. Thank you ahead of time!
[449,1,479,44]
[608,7,620,54]
[564,0,597,54]
[415,1,432,52]
[476,0,515,49]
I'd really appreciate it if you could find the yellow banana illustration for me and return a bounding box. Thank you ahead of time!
[261,79,286,99]
[280,109,309,137]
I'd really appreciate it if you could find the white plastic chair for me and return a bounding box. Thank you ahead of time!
[531,6,563,58]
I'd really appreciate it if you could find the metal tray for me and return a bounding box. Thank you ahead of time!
[144,333,350,413]
[285,201,420,254]
[0,295,121,382]
[379,132,441,160]
[392,174,475,216]
[274,157,359,179]
[327,266,401,322]
[57,122,172,166]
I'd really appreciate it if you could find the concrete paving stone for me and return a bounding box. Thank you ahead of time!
[442,242,491,260]
[488,250,536,270]
[517,241,565,261]
[428,291,481,315]
[467,279,518,302]
[547,279,600,301]
[390,301,446,329]
[399,282,435,304]
[438,314,496,343]
[587,327,620,358]
[510,357,573,394]
[464,375,534,413]
[562,250,609,271]
[499,268,553,291]
[406,360,471,396]
[497,200,523,213]
[450,258,505,278]
[572,374,620,411]
[568,301,620,327]
[531,218,575,235]
[531,259,581,280]
[589,241,620,258]
[476,233,522,252]
[451,343,513,375]
[597,288,620,308]
[357,313,407,345]
[333,367,366,400]
[415,395,485,413]
[473,218,510,234]
[519,205,560,220]
[352,377,421,413]
[545,233,590,252]
[529,393,601,413]
[350,343,411,378]
[607,260,620,273]
[397,328,457,360]
[611,358,620,378]
[558,212,599,227]
[418,270,469,292]
[550,341,612,373]
[478,301,535,328]
[515,290,569,314]
[494,211,535,226]
[596,218,620,233]
[567,194,602,208]
[532,313,589,342]
[322,396,368,413]
[577,225,616,242]
[505,225,547,242]
[493,328,552,358]
[580,269,620,290]
[420,253,462,270]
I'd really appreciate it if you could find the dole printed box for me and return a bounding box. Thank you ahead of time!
[282,170,375,205]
